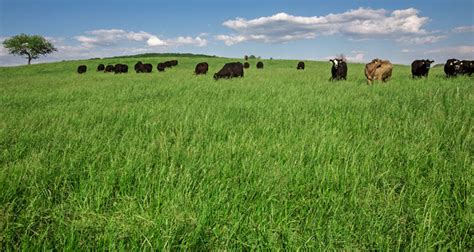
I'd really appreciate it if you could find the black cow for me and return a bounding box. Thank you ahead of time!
[329,58,347,81]
[134,61,143,73]
[444,59,461,77]
[297,61,305,70]
[104,65,115,73]
[114,64,128,74]
[77,65,87,74]
[163,60,178,68]
[169,60,178,67]
[195,62,209,75]
[411,59,434,78]
[214,62,244,80]
[459,60,474,76]
[256,61,264,69]
[157,63,166,72]
[138,63,152,73]
[97,64,105,71]
[243,62,250,69]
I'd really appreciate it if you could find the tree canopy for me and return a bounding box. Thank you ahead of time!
[2,34,57,65]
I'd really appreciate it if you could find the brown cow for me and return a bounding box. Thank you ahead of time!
[365,59,393,84]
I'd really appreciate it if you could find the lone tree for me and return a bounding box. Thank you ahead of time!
[2,34,57,65]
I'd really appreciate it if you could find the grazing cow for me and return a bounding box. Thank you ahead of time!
[297,61,305,70]
[114,64,128,74]
[138,63,152,73]
[256,61,264,69]
[214,62,244,80]
[195,62,209,75]
[444,59,461,77]
[163,60,178,68]
[243,62,250,69]
[411,59,434,78]
[97,64,105,71]
[104,65,115,73]
[77,65,87,74]
[134,61,143,73]
[365,59,393,84]
[329,58,347,81]
[157,63,166,72]
[163,61,171,68]
[459,60,474,76]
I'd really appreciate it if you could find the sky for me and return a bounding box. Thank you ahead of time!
[0,0,473,66]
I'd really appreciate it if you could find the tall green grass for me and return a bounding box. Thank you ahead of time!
[0,57,472,250]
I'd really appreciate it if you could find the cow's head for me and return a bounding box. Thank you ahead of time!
[330,58,344,69]
[213,73,219,80]
[424,59,434,69]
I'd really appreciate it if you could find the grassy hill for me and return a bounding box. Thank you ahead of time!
[0,56,472,250]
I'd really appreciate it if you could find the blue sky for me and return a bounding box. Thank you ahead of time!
[0,0,473,65]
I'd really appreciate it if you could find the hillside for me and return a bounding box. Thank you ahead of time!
[0,56,472,250]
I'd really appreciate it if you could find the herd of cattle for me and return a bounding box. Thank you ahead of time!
[77,58,473,83]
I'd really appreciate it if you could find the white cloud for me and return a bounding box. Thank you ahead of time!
[0,29,209,66]
[397,35,446,45]
[147,36,168,46]
[217,8,431,45]
[171,36,208,47]
[325,51,365,63]
[0,46,8,57]
[453,25,474,33]
[75,29,207,48]
[426,45,474,55]
[0,37,8,56]
[346,53,365,62]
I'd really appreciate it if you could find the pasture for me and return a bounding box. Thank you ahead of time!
[0,56,472,250]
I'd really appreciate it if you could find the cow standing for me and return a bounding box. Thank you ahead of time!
[411,59,434,78]
[134,61,143,73]
[365,59,392,84]
[77,65,87,74]
[256,61,264,69]
[297,62,305,70]
[243,62,250,69]
[114,64,128,74]
[444,59,461,77]
[157,63,166,72]
[459,60,474,76]
[329,58,347,81]
[138,63,152,73]
[104,65,115,73]
[97,64,105,71]
[214,62,244,80]
[195,62,209,75]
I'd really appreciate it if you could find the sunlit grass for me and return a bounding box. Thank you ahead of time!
[0,57,472,249]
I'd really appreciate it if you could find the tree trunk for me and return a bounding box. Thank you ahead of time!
[28,57,32,65]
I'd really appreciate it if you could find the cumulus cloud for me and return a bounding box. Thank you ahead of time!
[217,8,432,45]
[147,36,167,46]
[453,25,474,33]
[75,29,207,48]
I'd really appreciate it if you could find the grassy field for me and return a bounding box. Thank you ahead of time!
[0,56,472,250]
